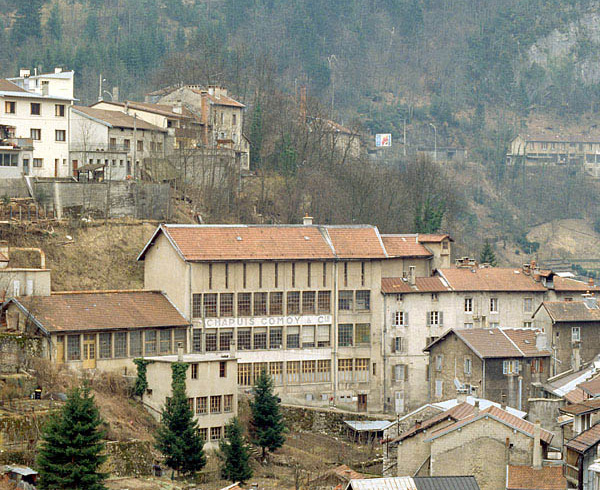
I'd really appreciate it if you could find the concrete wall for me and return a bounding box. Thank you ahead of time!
[0,178,29,198]
[528,397,565,447]
[0,268,51,298]
[33,180,170,220]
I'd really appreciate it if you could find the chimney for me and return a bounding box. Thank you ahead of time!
[590,278,595,288]
[473,400,480,416]
[533,421,542,469]
[523,263,531,275]
[112,86,119,102]
[303,214,314,226]
[408,266,416,287]
[456,389,468,404]
[501,393,507,410]
[41,84,49,96]
[0,241,8,268]
[54,67,62,74]
[177,342,184,362]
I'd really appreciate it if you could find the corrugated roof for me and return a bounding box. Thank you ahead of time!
[345,420,394,432]
[11,290,190,333]
[380,235,433,258]
[542,301,600,322]
[437,267,547,292]
[566,422,600,453]
[73,106,166,132]
[414,476,480,490]
[381,276,450,294]
[506,465,566,490]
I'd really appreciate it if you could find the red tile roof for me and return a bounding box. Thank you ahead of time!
[395,402,475,442]
[565,387,587,404]
[579,377,600,397]
[506,465,566,490]
[380,235,433,258]
[0,79,28,93]
[552,276,600,292]
[203,91,245,108]
[559,398,600,416]
[92,100,194,119]
[381,277,450,294]
[426,405,553,444]
[417,234,453,243]
[12,290,190,333]
[139,224,389,262]
[438,267,547,292]
[566,422,600,453]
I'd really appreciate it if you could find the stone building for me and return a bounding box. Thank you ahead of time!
[137,221,452,413]
[142,352,237,447]
[1,290,190,372]
[425,328,552,411]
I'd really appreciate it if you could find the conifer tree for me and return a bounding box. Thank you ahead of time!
[219,417,253,483]
[250,369,285,458]
[36,385,107,490]
[480,239,498,266]
[155,362,206,477]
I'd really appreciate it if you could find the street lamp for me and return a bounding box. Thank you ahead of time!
[102,90,113,101]
[429,123,437,162]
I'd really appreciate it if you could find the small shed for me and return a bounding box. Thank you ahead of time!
[2,465,38,485]
[345,420,394,444]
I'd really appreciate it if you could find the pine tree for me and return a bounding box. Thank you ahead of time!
[12,0,43,44]
[45,3,62,41]
[248,99,263,171]
[155,362,206,477]
[219,417,253,483]
[250,369,285,459]
[36,385,107,490]
[480,239,498,266]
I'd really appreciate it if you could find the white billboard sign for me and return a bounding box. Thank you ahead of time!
[376,133,392,147]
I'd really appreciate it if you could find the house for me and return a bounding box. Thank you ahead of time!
[506,465,566,490]
[306,464,365,490]
[0,124,33,179]
[425,328,552,410]
[0,242,50,299]
[1,290,191,372]
[141,352,237,447]
[346,476,480,490]
[0,69,74,178]
[137,220,453,413]
[533,297,600,376]
[70,105,168,180]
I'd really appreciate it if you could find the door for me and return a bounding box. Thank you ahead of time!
[82,334,96,369]
[55,335,64,364]
[357,394,367,412]
[72,160,78,178]
[395,391,405,414]
[54,159,59,178]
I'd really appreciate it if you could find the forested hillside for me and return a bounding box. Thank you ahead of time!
[2,0,600,261]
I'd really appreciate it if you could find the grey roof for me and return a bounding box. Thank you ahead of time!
[345,420,394,432]
[348,477,417,490]
[6,466,38,476]
[347,477,480,490]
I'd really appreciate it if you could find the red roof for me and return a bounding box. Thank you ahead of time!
[327,227,387,259]
[203,91,245,108]
[418,234,453,243]
[0,79,28,93]
[579,377,600,397]
[438,267,547,292]
[507,465,566,490]
[381,277,450,294]
[381,235,433,258]
[552,276,600,292]
[394,402,475,442]
[565,387,587,404]
[566,422,600,453]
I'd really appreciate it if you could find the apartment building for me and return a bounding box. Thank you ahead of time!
[138,220,452,413]
[0,70,73,178]
[0,123,33,179]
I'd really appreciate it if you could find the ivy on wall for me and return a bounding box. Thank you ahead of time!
[133,359,153,397]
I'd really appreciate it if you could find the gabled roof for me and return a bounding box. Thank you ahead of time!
[0,79,28,93]
[72,106,166,132]
[202,91,245,108]
[538,301,600,322]
[92,100,193,119]
[566,422,600,453]
[137,223,389,262]
[8,290,190,334]
[559,398,600,416]
[424,405,553,444]
[425,328,551,358]
[394,402,475,442]
[309,464,364,485]
[437,267,547,292]
[380,235,433,258]
[506,465,566,490]
[381,276,450,294]
[552,276,600,292]
[417,234,453,243]
[579,376,600,397]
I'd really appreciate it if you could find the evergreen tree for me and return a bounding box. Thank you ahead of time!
[248,99,263,171]
[46,3,63,41]
[155,362,206,477]
[480,239,498,266]
[36,385,107,490]
[250,369,285,459]
[219,417,253,483]
[12,0,43,44]
[414,197,445,233]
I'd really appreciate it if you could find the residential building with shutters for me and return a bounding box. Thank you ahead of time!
[137,221,452,413]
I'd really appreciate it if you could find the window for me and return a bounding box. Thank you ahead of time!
[55,104,65,117]
[464,357,472,375]
[355,359,369,382]
[208,264,213,289]
[490,298,498,313]
[253,362,268,382]
[218,361,227,378]
[339,291,353,311]
[224,394,233,412]
[317,325,330,347]
[523,321,532,328]
[503,360,520,375]
[302,291,315,314]
[572,327,581,342]
[253,292,268,316]
[30,103,41,115]
[524,298,533,313]
[464,298,473,313]
[192,294,202,317]
[393,336,407,353]
[490,322,500,329]
[343,262,348,286]
[269,292,283,315]
[292,263,296,287]
[210,395,222,413]
[531,358,544,374]
[220,293,234,317]
[253,328,267,349]
[192,330,202,352]
[30,128,41,140]
[203,293,217,317]
[232,113,237,125]
[435,354,443,372]
[219,330,233,351]
[269,327,283,349]
[129,331,142,357]
[428,311,443,326]
[287,291,300,314]
[286,326,300,348]
[317,360,331,382]
[98,333,112,358]
[435,379,443,397]
[196,396,207,414]
[356,324,370,345]
[238,363,251,385]
[270,362,284,384]
[144,330,157,355]
[109,137,117,148]
[431,293,439,301]
[318,291,331,313]
[338,359,353,382]
[287,361,300,384]
[323,262,327,287]
[191,363,198,379]
[394,364,408,382]
[210,427,222,440]
[356,290,370,310]
[361,261,366,286]
[5,101,15,114]
[205,330,217,351]
[188,398,194,412]
[67,335,81,361]
[199,428,208,441]
[159,329,171,354]
[238,329,251,350]
[124,139,130,149]
[114,332,127,358]
[174,328,186,351]
[338,324,353,347]
[307,263,311,288]
[302,360,316,383]
[392,311,407,326]
[238,292,251,316]
[302,325,315,348]
[137,140,143,151]
[464,323,473,329]
[258,263,263,288]
[0,153,18,167]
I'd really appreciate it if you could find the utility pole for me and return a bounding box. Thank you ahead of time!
[429,123,437,162]
[98,74,106,102]
[403,118,407,157]
[133,114,137,179]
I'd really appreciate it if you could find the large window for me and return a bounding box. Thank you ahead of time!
[192,329,202,352]
[302,360,316,383]
[302,291,316,314]
[318,291,331,313]
[269,292,283,315]
[220,293,234,317]
[269,327,283,349]
[205,330,217,351]
[196,396,207,414]
[114,332,127,358]
[67,335,80,361]
[356,324,370,345]
[287,291,300,314]
[144,330,157,355]
[238,364,251,385]
[338,291,353,311]
[317,325,330,347]
[219,330,233,351]
[286,326,300,348]
[317,360,331,382]
[254,292,267,316]
[287,361,300,384]
[355,358,369,382]
[224,394,233,413]
[270,362,283,385]
[238,292,251,316]
[338,359,353,382]
[302,325,315,348]
[99,333,112,358]
[210,395,221,413]
[253,328,267,349]
[203,293,217,317]
[159,330,171,354]
[238,329,251,350]
[338,324,353,347]
[130,331,142,357]
[192,294,202,318]
[355,290,370,311]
